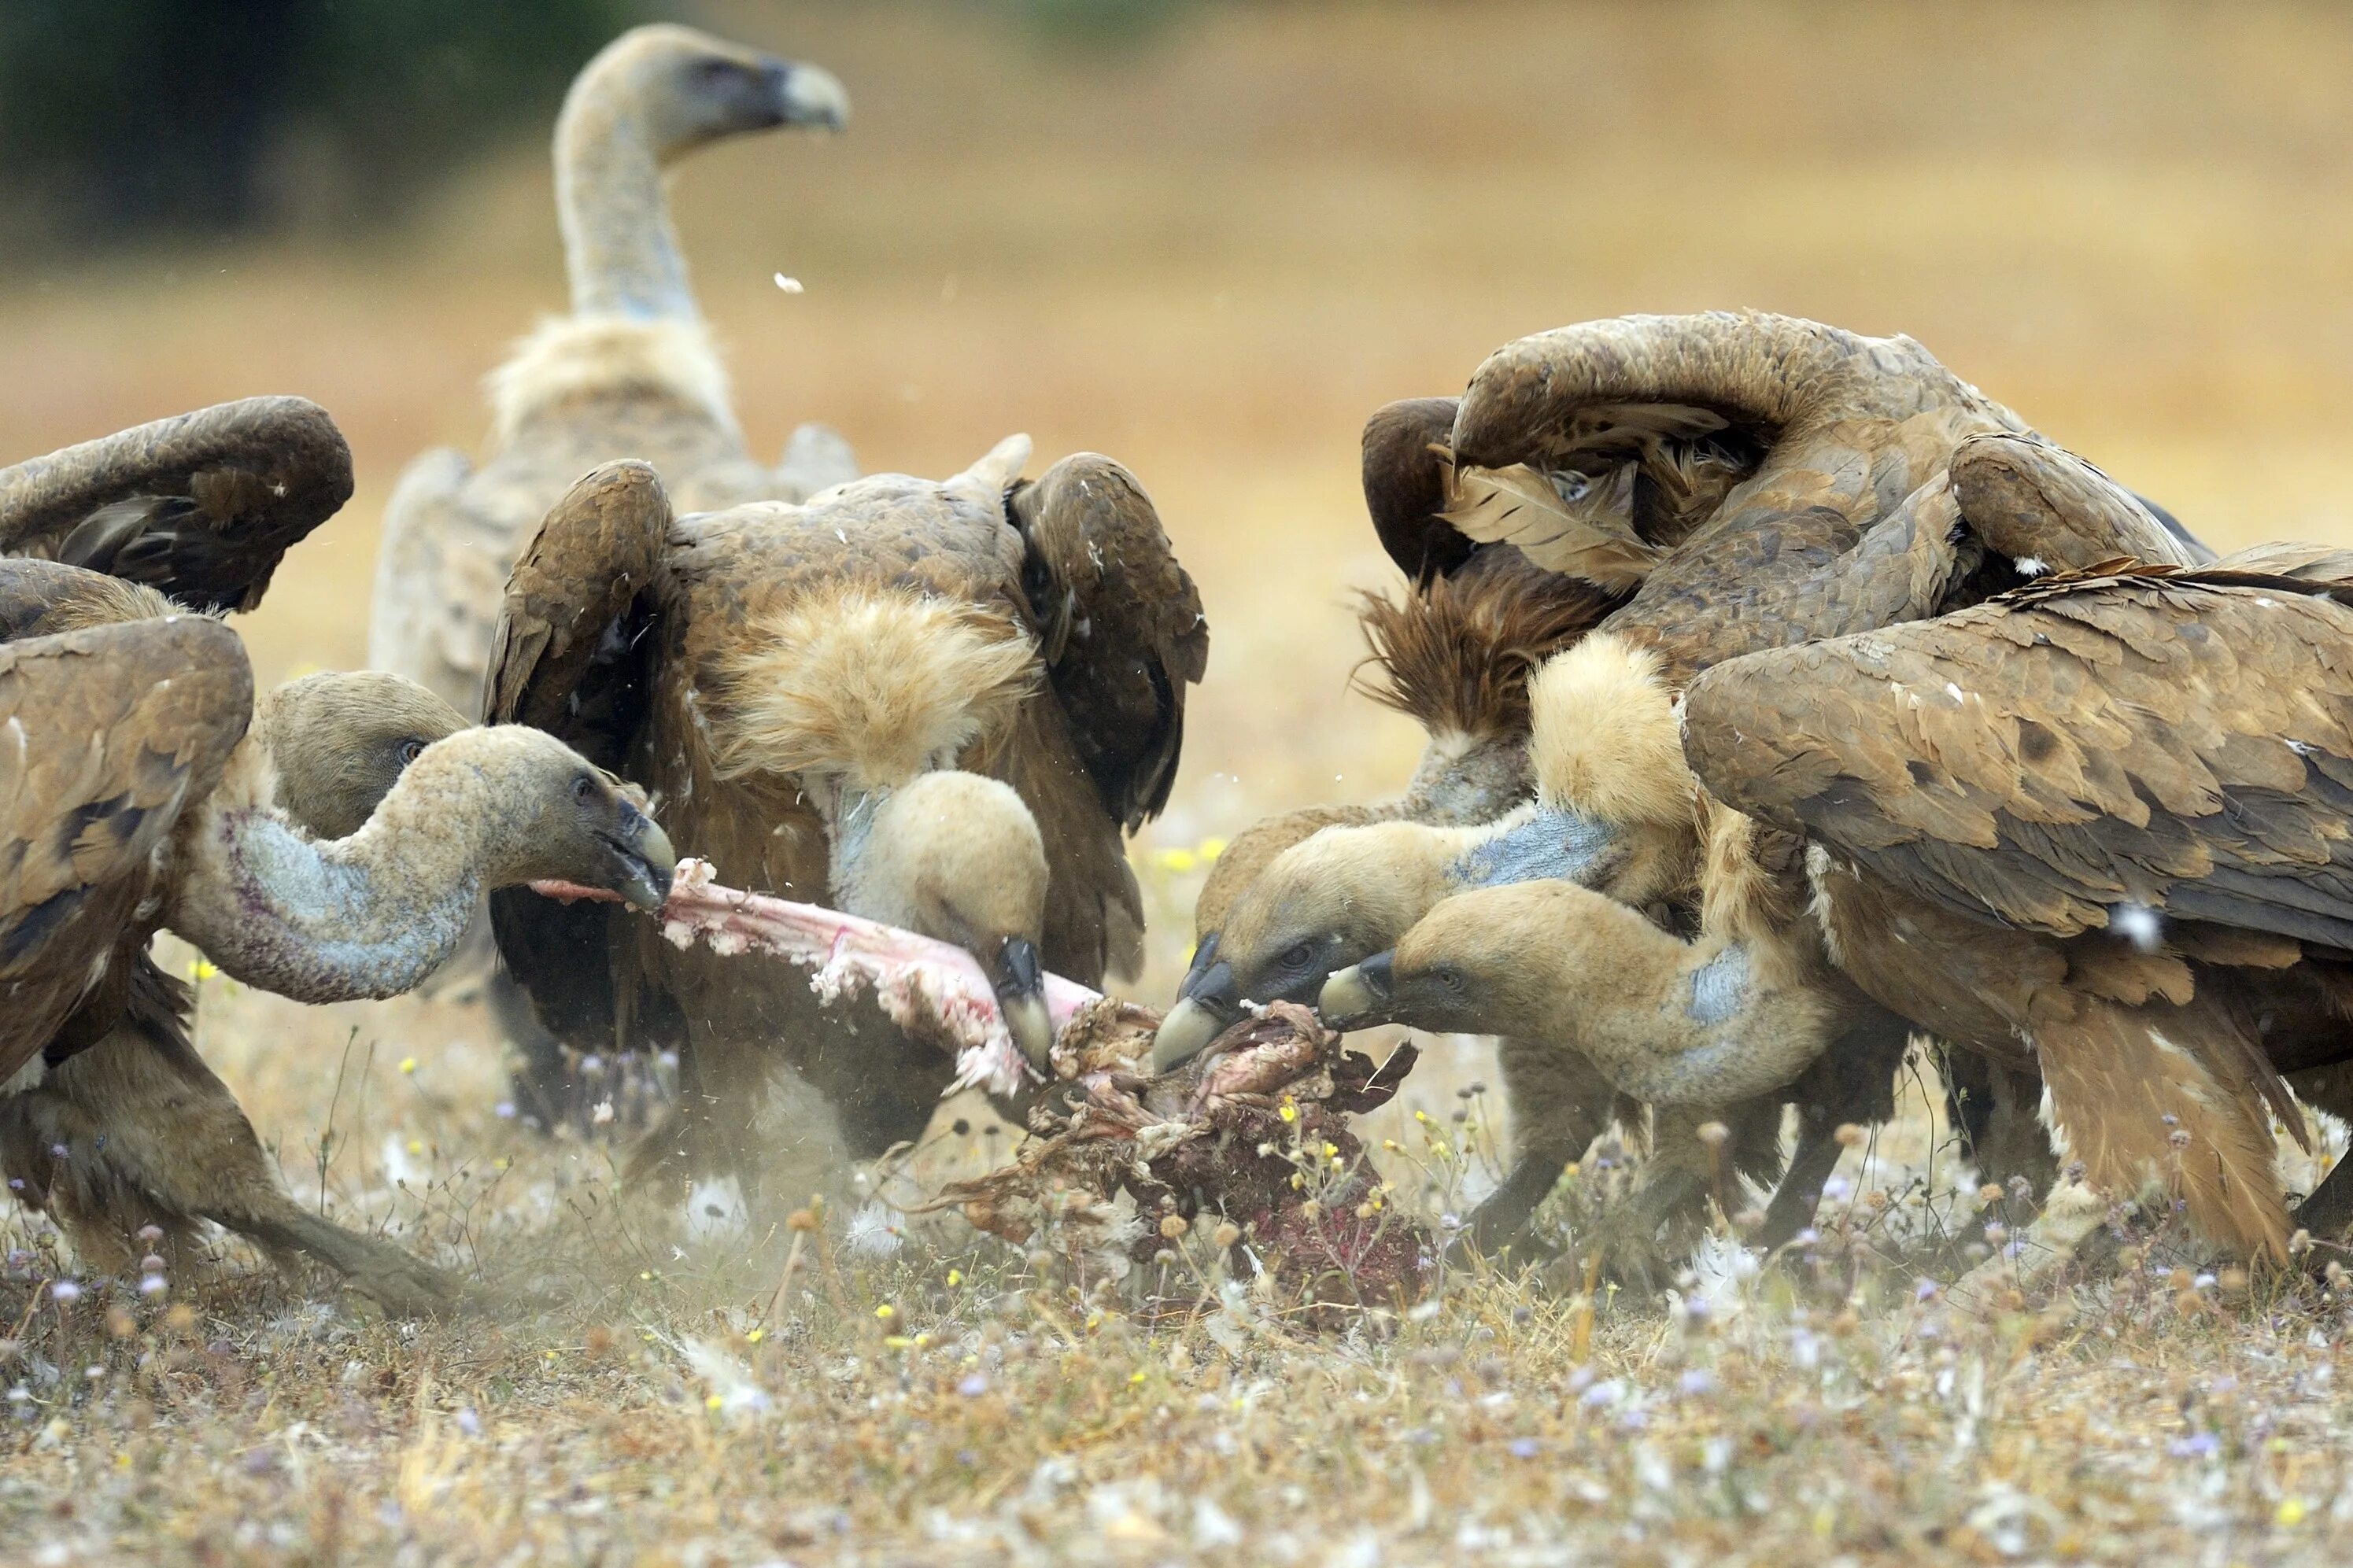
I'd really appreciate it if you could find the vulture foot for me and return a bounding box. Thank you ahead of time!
[1947,1179,2122,1306]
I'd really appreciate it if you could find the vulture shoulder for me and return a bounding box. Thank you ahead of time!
[1008,452,1207,832]
[0,616,253,1080]
[1682,562,2353,949]
[0,397,352,614]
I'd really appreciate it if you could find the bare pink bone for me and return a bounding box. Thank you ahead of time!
[528,859,1101,1098]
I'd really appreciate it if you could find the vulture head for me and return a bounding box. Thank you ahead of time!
[570,24,848,166]
[1153,818,1481,1069]
[714,581,1056,1068]
[1321,877,1834,1108]
[253,671,469,840]
[1151,632,1704,1070]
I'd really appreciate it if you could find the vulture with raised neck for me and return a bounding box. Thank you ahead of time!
[368,22,851,1111]
[0,449,674,1308]
[371,24,853,719]
[484,447,1206,1199]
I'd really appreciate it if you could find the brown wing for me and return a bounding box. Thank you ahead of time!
[484,462,677,1052]
[1683,566,2353,949]
[1446,312,2034,676]
[0,617,252,1080]
[1008,453,1208,833]
[0,398,352,614]
[1362,397,1474,584]
[1944,433,2196,574]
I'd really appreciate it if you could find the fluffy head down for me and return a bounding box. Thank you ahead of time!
[843,772,1048,948]
[486,315,737,447]
[1527,632,1697,827]
[711,586,1039,794]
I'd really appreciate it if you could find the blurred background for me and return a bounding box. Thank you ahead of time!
[8,0,2353,1002]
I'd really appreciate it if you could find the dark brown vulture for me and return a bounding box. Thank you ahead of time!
[485,441,1206,1194]
[1683,555,2353,1260]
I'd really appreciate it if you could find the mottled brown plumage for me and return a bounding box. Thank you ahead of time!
[487,445,1205,1184]
[1684,560,2353,1258]
[1443,314,2198,681]
[0,557,669,1306]
[0,397,352,614]
[371,24,852,718]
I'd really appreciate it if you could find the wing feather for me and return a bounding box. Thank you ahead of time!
[1007,454,1207,833]
[1685,566,2353,949]
[0,397,352,614]
[0,617,250,1079]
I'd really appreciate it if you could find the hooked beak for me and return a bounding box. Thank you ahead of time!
[1317,951,1394,1031]
[1150,934,1239,1073]
[987,935,1053,1071]
[774,60,849,131]
[611,809,678,913]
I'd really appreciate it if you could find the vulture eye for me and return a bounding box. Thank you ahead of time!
[1435,966,1468,994]
[395,738,426,766]
[571,774,598,805]
[1278,943,1313,971]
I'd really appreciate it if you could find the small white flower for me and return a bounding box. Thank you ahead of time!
[844,1201,903,1260]
[591,1100,615,1126]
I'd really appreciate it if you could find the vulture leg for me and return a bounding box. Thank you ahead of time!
[1755,1005,1912,1250]
[2292,1154,2353,1247]
[1943,1048,2060,1205]
[1450,1039,1619,1261]
[1585,1098,1782,1292]
[2,991,460,1313]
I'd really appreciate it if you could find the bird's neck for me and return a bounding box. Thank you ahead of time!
[822,783,896,922]
[167,735,538,1003]
[555,88,697,321]
[1443,806,1620,894]
[1399,733,1531,825]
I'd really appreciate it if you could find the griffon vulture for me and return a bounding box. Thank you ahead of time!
[368,23,850,1112]
[0,545,670,1312]
[485,445,1206,1194]
[1681,554,2353,1261]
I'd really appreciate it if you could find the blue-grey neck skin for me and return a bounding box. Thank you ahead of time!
[176,810,482,1002]
[1685,943,1751,1025]
[167,734,559,1005]
[1447,808,1618,891]
[824,784,890,915]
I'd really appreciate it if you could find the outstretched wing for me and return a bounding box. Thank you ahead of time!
[0,397,352,614]
[484,462,677,1050]
[0,616,252,1080]
[1008,453,1208,833]
[1683,565,2353,948]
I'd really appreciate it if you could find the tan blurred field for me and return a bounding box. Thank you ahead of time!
[9,4,2353,1562]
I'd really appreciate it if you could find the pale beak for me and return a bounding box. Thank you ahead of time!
[988,935,1053,1071]
[1149,994,1232,1075]
[613,813,678,913]
[1317,951,1393,1031]
[778,61,849,131]
[1151,934,1240,1072]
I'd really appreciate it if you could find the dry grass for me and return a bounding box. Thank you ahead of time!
[7,2,2353,1561]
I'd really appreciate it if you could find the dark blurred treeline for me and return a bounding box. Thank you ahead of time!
[0,0,658,247]
[0,0,1187,254]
